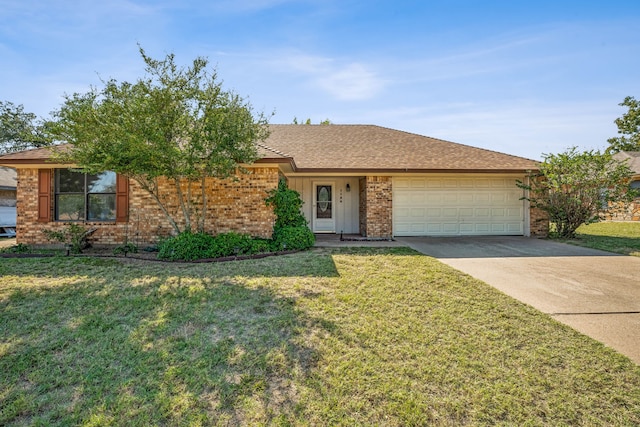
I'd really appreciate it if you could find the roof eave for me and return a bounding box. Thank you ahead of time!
[289,167,539,174]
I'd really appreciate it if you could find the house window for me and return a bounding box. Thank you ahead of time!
[55,169,117,221]
[631,180,640,191]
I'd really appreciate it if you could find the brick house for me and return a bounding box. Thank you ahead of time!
[611,151,640,221]
[0,124,547,246]
[0,166,17,236]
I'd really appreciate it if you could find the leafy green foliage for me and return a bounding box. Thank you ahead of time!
[112,242,138,255]
[49,46,270,234]
[265,177,315,250]
[0,101,52,154]
[157,231,272,261]
[272,226,315,251]
[607,96,640,153]
[0,243,31,254]
[292,117,332,125]
[42,223,94,253]
[519,147,638,238]
[265,178,308,230]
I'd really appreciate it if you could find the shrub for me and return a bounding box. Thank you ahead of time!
[157,231,216,261]
[113,242,138,256]
[207,232,255,258]
[157,231,274,261]
[273,226,315,251]
[0,243,31,254]
[265,177,315,250]
[265,178,308,230]
[42,223,94,253]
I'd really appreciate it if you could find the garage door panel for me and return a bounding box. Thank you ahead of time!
[459,208,474,217]
[475,208,490,217]
[442,223,459,233]
[394,177,525,236]
[459,223,474,233]
[492,208,506,217]
[442,208,457,218]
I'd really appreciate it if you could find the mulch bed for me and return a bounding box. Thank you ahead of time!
[0,247,300,263]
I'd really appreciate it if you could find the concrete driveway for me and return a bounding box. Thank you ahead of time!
[397,236,640,364]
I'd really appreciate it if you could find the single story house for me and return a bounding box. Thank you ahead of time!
[0,166,17,207]
[0,166,17,236]
[612,151,640,221]
[0,124,547,245]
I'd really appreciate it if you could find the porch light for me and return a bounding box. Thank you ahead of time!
[346,183,351,192]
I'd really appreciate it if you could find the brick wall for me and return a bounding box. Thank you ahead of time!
[529,205,549,237]
[605,200,640,222]
[16,167,278,246]
[359,176,393,238]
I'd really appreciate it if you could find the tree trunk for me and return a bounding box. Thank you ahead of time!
[134,176,182,235]
[199,174,207,233]
[175,177,192,232]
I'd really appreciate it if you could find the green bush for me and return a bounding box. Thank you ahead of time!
[0,243,32,254]
[273,226,315,251]
[157,231,215,261]
[113,242,138,256]
[265,178,308,230]
[42,223,94,254]
[157,231,275,261]
[265,177,315,251]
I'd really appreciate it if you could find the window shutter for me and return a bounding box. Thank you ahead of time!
[37,169,52,223]
[115,174,129,223]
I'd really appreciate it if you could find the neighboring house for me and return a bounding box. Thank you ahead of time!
[612,151,640,221]
[0,166,17,207]
[0,166,17,236]
[0,124,547,245]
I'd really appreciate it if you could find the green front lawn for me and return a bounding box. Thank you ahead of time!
[571,221,640,256]
[1,248,640,425]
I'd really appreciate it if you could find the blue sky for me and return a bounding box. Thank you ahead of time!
[1,0,639,160]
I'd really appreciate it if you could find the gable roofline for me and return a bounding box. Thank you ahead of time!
[0,124,540,173]
[613,151,640,177]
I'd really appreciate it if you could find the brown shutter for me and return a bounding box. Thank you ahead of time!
[115,174,129,223]
[37,169,52,223]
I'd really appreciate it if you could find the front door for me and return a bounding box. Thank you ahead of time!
[313,183,335,233]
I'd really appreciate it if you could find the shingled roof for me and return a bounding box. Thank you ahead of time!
[262,125,539,172]
[613,151,640,176]
[0,166,17,190]
[0,124,539,173]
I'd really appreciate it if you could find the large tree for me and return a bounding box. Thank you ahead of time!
[518,147,637,238]
[0,101,52,154]
[607,96,640,153]
[50,47,270,234]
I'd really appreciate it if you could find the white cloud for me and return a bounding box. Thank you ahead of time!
[316,63,384,101]
[268,52,385,101]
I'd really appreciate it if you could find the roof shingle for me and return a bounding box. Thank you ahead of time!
[262,125,539,172]
[0,125,540,172]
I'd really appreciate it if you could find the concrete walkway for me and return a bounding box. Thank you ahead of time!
[397,236,640,364]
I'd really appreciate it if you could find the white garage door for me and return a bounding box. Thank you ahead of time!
[393,177,525,236]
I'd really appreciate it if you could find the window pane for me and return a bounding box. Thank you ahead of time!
[58,169,85,192]
[87,171,116,193]
[88,194,116,221]
[57,194,85,220]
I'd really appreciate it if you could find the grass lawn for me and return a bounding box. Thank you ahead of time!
[570,221,640,256]
[2,248,640,426]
